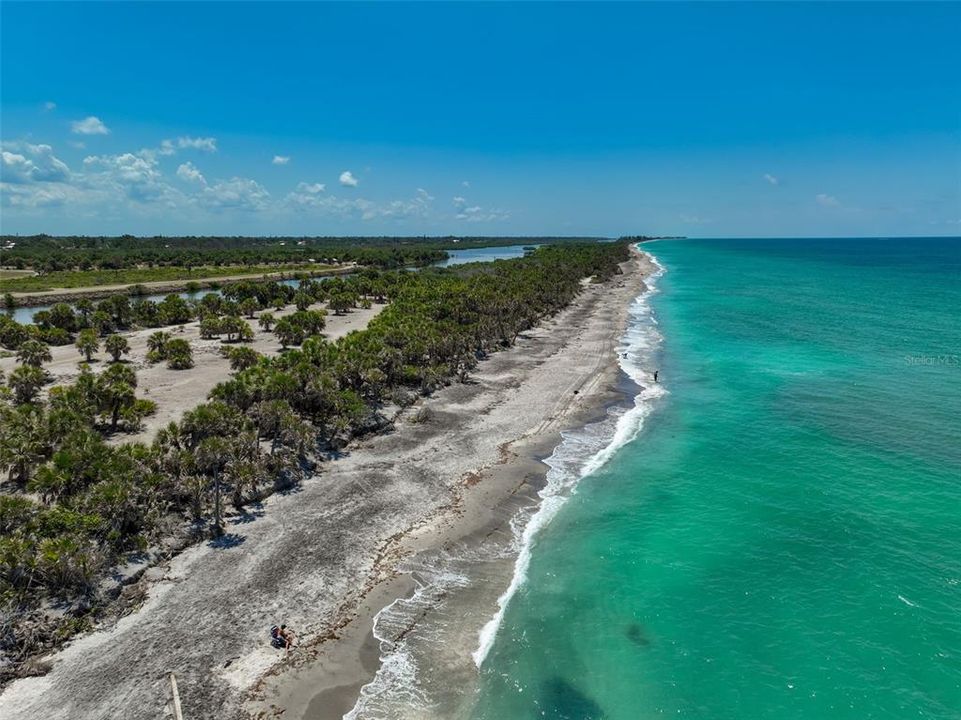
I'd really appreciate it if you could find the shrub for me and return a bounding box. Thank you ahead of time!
[165,338,193,369]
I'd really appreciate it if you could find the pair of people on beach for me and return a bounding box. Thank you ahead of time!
[271,624,295,652]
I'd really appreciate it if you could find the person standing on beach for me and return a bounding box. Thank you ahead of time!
[654,370,659,382]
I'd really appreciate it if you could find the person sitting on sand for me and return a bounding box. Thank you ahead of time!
[271,624,295,652]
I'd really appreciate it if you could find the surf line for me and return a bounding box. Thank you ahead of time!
[472,250,667,667]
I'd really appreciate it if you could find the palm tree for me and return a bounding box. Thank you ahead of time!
[104,334,130,363]
[225,346,259,371]
[75,328,99,362]
[7,364,46,404]
[165,338,193,369]
[273,318,303,349]
[16,339,52,368]
[146,330,171,363]
[194,436,231,536]
[0,405,47,484]
[96,363,137,431]
[239,297,259,319]
[258,312,276,332]
[74,298,94,325]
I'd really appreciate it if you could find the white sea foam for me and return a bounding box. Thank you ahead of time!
[472,250,667,666]
[345,249,667,718]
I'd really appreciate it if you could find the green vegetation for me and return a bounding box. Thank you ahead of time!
[0,242,629,680]
[0,262,338,293]
[74,329,100,362]
[163,339,194,370]
[104,334,130,363]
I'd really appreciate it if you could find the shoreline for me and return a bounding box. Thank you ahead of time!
[0,249,651,720]
[250,246,655,720]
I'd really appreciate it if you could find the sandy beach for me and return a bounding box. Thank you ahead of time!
[0,249,651,720]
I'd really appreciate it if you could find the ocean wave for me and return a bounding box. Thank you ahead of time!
[345,249,667,718]
[472,250,667,666]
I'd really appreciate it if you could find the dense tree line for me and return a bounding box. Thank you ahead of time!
[0,241,629,680]
[0,235,613,274]
[0,235,456,273]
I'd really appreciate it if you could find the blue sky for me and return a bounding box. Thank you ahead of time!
[1,2,959,237]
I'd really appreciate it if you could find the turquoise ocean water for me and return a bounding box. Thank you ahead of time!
[468,237,961,719]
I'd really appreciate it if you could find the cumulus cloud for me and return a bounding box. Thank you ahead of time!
[339,170,358,187]
[43,101,57,112]
[763,173,780,186]
[201,177,270,211]
[71,116,110,135]
[159,136,218,156]
[176,161,206,185]
[462,180,470,188]
[272,155,290,165]
[816,193,840,207]
[1,183,81,209]
[83,151,177,203]
[1,144,70,184]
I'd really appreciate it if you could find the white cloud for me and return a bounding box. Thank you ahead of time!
[452,194,509,222]
[272,155,290,165]
[339,170,358,187]
[83,151,180,204]
[462,180,470,188]
[176,162,206,185]
[1,142,86,208]
[69,141,86,150]
[177,136,217,152]
[679,213,711,224]
[201,177,270,211]
[43,101,57,112]
[286,187,433,221]
[763,173,780,186]
[71,116,109,135]
[816,193,840,207]
[0,183,82,209]
[284,182,327,207]
[158,136,218,156]
[1,144,70,184]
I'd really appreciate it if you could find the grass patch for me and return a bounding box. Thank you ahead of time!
[0,269,36,280]
[0,263,338,293]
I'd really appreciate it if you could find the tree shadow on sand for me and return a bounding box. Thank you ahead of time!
[230,503,266,524]
[207,532,246,549]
